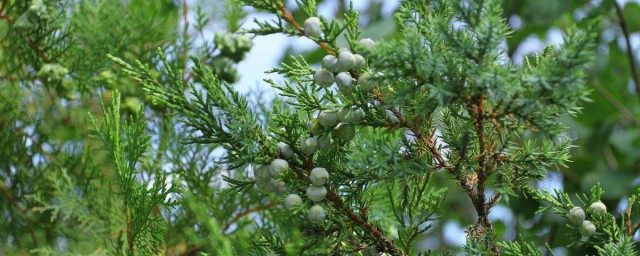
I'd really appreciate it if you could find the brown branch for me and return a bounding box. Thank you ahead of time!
[26,33,50,63]
[468,97,499,254]
[0,180,39,247]
[614,2,640,98]
[0,9,50,63]
[625,205,633,236]
[126,206,134,256]
[222,202,277,232]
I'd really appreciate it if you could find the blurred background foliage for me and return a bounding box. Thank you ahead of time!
[2,0,640,255]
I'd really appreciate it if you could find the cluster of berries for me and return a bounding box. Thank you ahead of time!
[567,201,607,241]
[211,33,253,83]
[253,16,381,225]
[253,158,289,194]
[254,142,331,223]
[14,0,49,30]
[37,63,76,100]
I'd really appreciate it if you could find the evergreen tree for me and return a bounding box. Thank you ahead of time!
[3,0,640,255]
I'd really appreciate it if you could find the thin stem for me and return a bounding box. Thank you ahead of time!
[592,80,640,127]
[182,0,189,72]
[278,6,336,56]
[126,206,134,256]
[222,202,276,232]
[614,1,640,98]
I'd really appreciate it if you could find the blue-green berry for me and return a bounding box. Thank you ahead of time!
[336,72,353,95]
[354,54,366,70]
[285,194,303,208]
[300,137,319,155]
[273,180,286,194]
[317,135,332,149]
[318,111,338,128]
[338,51,356,70]
[278,142,294,159]
[304,17,322,37]
[322,55,340,72]
[308,204,326,223]
[359,38,375,49]
[589,201,606,215]
[310,167,329,186]
[253,164,272,181]
[568,207,585,225]
[306,185,327,202]
[579,220,596,239]
[270,159,289,177]
[315,69,334,88]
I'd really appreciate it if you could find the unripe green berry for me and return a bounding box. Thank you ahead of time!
[333,123,356,141]
[307,119,323,136]
[335,72,353,95]
[306,185,327,202]
[285,194,303,208]
[317,135,332,149]
[351,108,365,123]
[359,38,375,49]
[215,32,237,56]
[579,220,596,238]
[300,137,319,155]
[38,63,69,82]
[308,204,326,223]
[337,107,351,123]
[589,201,607,215]
[29,0,47,17]
[354,54,366,70]
[278,142,294,159]
[124,97,143,113]
[322,55,340,72]
[304,17,322,37]
[270,159,289,177]
[235,35,253,51]
[337,107,364,124]
[338,51,356,70]
[253,164,271,181]
[310,167,329,186]
[318,111,338,128]
[315,69,335,88]
[568,207,585,226]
